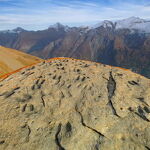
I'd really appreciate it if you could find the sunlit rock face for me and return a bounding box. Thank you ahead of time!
[0,58,150,150]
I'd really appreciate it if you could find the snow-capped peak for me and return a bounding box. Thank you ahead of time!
[12,27,25,33]
[115,17,150,32]
[91,17,150,33]
[92,20,114,29]
[48,23,69,31]
[0,27,25,34]
[49,22,64,28]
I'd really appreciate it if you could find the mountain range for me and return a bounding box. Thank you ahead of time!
[0,17,150,78]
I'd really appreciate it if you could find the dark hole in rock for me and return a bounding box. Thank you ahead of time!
[135,134,138,137]
[25,72,34,76]
[0,140,5,144]
[61,67,65,70]
[37,84,42,89]
[4,91,15,98]
[38,76,42,78]
[58,76,62,80]
[76,69,80,72]
[128,107,133,111]
[37,80,45,89]
[128,81,139,86]
[29,104,34,111]
[35,79,40,85]
[31,66,35,70]
[31,85,35,90]
[107,72,116,100]
[121,137,125,141]
[144,106,150,113]
[23,94,32,100]
[66,122,72,133]
[81,77,86,82]
[53,75,57,79]
[117,73,123,76]
[145,146,150,150]
[40,79,45,85]
[22,104,27,112]
[137,97,144,102]
[84,64,89,67]
[21,71,25,75]
[13,87,20,91]
[138,106,144,114]
[67,85,71,88]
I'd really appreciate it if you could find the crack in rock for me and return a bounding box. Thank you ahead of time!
[27,125,31,138]
[107,71,120,117]
[21,124,31,142]
[128,108,150,122]
[75,105,105,138]
[128,81,139,86]
[135,112,150,122]
[145,146,150,150]
[55,123,65,150]
[136,97,148,106]
[41,91,45,107]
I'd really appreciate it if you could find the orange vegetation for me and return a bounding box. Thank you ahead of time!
[0,57,132,81]
[0,62,39,81]
[0,46,43,76]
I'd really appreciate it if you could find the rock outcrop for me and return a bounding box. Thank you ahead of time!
[0,58,150,150]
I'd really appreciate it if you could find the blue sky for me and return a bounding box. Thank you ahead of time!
[0,0,150,30]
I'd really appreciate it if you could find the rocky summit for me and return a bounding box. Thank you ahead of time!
[0,58,150,150]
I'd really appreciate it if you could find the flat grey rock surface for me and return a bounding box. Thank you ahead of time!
[0,58,150,150]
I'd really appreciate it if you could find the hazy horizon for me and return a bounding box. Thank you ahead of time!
[0,16,150,31]
[0,0,150,30]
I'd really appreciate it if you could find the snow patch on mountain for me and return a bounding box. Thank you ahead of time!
[0,27,25,34]
[92,20,114,29]
[116,17,150,33]
[48,22,70,32]
[92,17,150,33]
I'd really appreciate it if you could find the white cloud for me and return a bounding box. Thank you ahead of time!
[0,1,150,30]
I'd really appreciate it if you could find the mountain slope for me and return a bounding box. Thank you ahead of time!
[115,17,150,32]
[93,17,150,32]
[0,17,150,78]
[0,46,42,76]
[0,58,149,150]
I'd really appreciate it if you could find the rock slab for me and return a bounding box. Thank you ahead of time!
[0,58,150,150]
